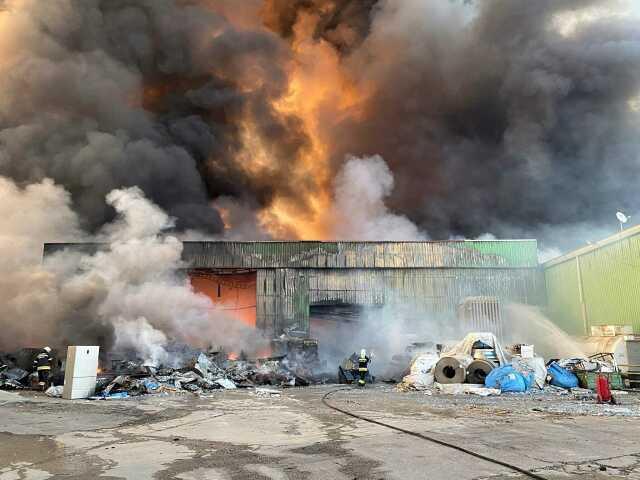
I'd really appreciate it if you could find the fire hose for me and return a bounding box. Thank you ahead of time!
[322,388,547,480]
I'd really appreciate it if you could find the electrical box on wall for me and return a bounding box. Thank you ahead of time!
[63,346,99,400]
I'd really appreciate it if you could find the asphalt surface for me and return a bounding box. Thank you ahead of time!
[1,385,640,479]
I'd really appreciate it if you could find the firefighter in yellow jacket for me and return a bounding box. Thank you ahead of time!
[33,347,53,389]
[357,349,370,387]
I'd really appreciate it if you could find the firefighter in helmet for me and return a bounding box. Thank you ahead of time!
[33,347,53,389]
[357,349,370,387]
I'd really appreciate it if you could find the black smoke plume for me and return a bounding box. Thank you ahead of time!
[1,0,640,250]
[324,0,640,248]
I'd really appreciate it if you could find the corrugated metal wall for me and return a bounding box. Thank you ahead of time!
[181,240,539,269]
[544,226,640,335]
[544,260,584,335]
[43,240,543,337]
[257,267,544,336]
[257,269,309,334]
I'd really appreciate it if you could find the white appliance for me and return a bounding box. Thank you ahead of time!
[63,346,99,400]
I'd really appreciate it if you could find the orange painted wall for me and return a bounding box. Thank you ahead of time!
[189,271,257,327]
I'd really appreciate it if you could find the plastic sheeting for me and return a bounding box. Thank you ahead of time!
[45,385,63,397]
[511,357,547,389]
[548,362,579,389]
[485,365,533,393]
[398,353,439,391]
[441,332,508,365]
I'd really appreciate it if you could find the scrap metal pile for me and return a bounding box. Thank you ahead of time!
[0,345,321,398]
[94,349,315,399]
[0,366,30,390]
[0,348,62,390]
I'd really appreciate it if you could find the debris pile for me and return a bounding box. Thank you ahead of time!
[395,332,625,398]
[397,333,509,395]
[1,348,53,390]
[0,366,30,390]
[555,355,624,392]
[93,350,314,399]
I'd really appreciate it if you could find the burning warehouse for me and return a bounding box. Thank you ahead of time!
[43,239,543,347]
[4,1,640,475]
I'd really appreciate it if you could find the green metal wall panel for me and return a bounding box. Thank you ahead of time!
[306,268,544,310]
[544,227,640,335]
[461,240,539,268]
[544,260,584,335]
[579,236,640,332]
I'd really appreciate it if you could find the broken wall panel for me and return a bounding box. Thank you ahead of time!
[257,269,309,335]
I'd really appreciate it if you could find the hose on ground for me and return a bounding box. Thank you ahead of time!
[322,388,547,480]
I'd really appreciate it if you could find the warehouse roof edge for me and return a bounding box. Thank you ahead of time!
[44,239,540,269]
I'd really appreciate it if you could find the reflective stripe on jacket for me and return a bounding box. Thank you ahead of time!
[34,352,52,370]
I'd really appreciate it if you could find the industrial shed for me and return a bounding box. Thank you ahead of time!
[543,225,640,335]
[44,240,545,337]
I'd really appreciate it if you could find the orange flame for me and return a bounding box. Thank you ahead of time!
[217,206,232,230]
[137,4,371,241]
[246,11,369,240]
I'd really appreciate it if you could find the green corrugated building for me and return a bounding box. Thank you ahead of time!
[543,225,640,335]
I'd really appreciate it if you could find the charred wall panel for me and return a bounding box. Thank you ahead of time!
[179,240,538,269]
[257,269,309,336]
[257,267,543,336]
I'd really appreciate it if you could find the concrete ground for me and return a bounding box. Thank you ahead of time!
[1,385,640,480]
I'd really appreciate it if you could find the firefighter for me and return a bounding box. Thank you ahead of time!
[33,347,53,390]
[357,349,370,387]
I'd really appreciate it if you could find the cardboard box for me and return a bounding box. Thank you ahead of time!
[590,325,634,337]
[520,344,534,359]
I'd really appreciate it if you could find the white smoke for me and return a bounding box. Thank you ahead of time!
[503,304,587,359]
[538,247,562,264]
[0,178,266,363]
[0,177,83,349]
[113,317,170,367]
[329,155,426,240]
[65,186,268,364]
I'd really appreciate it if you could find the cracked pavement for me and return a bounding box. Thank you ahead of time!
[1,386,640,479]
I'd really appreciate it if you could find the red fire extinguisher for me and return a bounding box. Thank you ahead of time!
[596,375,615,404]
